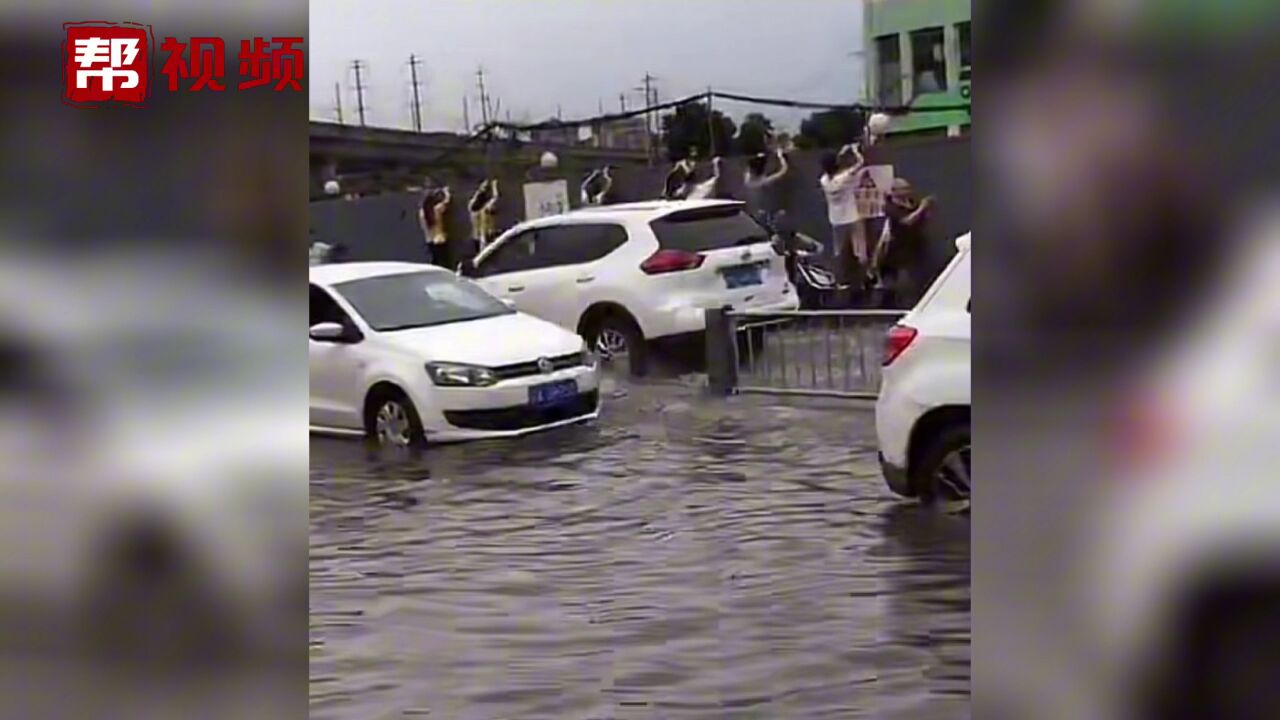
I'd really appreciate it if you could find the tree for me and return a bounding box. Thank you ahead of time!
[660,101,736,160]
[795,108,865,150]
[734,112,775,156]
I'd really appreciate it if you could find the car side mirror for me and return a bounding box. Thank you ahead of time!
[309,322,348,342]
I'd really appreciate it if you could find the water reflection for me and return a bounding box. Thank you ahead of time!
[311,379,969,719]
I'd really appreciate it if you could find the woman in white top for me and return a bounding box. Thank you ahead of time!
[819,144,865,301]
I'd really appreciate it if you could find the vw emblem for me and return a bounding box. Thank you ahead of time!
[536,356,554,374]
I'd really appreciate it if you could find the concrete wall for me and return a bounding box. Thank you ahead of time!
[310,136,970,277]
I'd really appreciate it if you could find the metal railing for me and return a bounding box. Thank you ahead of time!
[706,308,905,398]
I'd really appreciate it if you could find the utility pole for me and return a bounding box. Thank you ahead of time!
[463,95,470,132]
[639,73,658,164]
[705,86,715,156]
[641,74,657,125]
[475,66,491,127]
[351,59,367,126]
[408,54,424,132]
[619,93,627,112]
[334,81,344,124]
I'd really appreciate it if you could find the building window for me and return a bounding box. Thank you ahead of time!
[875,34,902,107]
[958,22,971,82]
[910,27,947,95]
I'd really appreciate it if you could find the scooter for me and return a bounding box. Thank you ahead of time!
[771,232,851,309]
[792,249,849,309]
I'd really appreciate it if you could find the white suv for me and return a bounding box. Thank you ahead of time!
[875,233,971,505]
[462,200,798,375]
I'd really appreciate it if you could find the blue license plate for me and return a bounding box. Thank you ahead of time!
[723,264,763,289]
[529,379,578,407]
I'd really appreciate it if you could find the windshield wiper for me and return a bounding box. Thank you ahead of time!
[377,322,434,333]
[377,312,509,333]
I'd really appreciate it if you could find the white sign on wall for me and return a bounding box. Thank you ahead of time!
[853,165,895,219]
[523,180,570,220]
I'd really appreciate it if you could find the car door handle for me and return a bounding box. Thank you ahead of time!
[507,285,525,292]
[576,276,595,284]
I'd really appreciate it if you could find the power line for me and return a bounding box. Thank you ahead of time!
[351,59,367,126]
[473,89,965,135]
[408,54,424,132]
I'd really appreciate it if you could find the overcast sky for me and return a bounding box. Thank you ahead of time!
[309,0,865,134]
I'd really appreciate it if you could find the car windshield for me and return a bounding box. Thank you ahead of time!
[333,271,513,332]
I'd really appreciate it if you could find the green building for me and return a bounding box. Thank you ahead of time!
[863,0,970,137]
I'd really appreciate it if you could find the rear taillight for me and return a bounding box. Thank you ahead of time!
[1108,390,1178,474]
[641,249,704,275]
[882,325,918,366]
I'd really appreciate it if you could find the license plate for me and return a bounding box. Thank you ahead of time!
[723,264,763,289]
[529,379,578,407]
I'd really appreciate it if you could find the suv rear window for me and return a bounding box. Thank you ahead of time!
[650,206,769,253]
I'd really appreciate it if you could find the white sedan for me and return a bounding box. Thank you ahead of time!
[310,262,601,446]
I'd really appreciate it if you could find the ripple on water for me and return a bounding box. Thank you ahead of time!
[311,380,969,719]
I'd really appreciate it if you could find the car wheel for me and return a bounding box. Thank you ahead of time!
[590,315,648,377]
[82,524,238,666]
[366,388,426,448]
[913,423,971,510]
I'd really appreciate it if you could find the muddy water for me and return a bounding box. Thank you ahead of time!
[310,378,969,719]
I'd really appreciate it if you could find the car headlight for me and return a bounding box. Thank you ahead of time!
[425,362,497,387]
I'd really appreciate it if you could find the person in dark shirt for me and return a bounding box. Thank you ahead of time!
[327,242,352,263]
[418,185,452,268]
[877,178,936,308]
[744,148,790,227]
[662,148,700,200]
[581,166,615,206]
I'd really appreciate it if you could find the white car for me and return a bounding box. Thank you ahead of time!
[875,233,971,505]
[1083,216,1280,717]
[0,256,304,661]
[461,200,799,375]
[310,262,601,446]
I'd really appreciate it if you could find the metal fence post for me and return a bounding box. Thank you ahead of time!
[705,306,738,396]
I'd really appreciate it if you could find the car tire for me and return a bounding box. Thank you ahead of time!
[364,387,427,448]
[913,422,971,508]
[588,314,648,378]
[82,524,238,666]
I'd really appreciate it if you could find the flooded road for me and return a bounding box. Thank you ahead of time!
[310,377,969,719]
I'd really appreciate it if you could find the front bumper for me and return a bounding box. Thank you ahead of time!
[429,406,601,442]
[879,452,915,498]
[442,390,600,435]
[414,366,601,441]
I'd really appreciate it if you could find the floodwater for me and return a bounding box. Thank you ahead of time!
[310,376,969,719]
